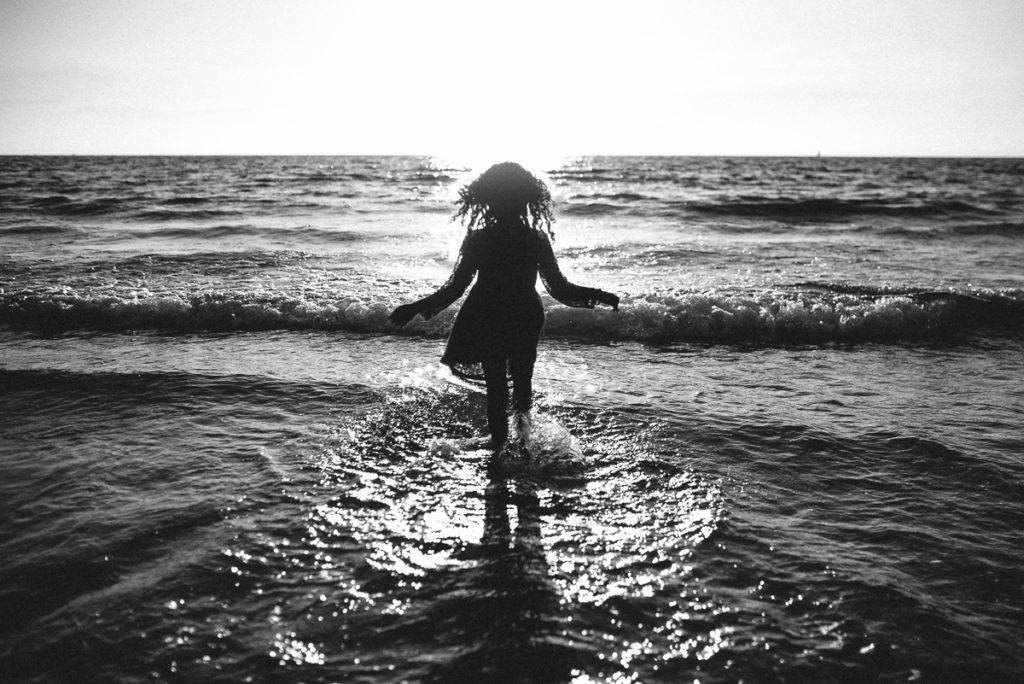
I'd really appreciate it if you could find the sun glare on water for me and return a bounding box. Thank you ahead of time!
[423,148,573,264]
[433,150,573,185]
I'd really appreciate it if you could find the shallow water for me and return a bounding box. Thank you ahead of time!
[2,156,1023,681]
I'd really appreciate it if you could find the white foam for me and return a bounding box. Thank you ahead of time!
[505,410,583,467]
[3,287,1016,342]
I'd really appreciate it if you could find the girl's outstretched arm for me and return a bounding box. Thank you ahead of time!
[389,233,477,326]
[538,233,619,310]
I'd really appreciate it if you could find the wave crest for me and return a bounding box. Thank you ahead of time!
[29,195,124,215]
[545,291,1022,343]
[2,289,1020,343]
[682,198,997,221]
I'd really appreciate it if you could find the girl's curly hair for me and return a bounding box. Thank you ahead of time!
[453,162,555,239]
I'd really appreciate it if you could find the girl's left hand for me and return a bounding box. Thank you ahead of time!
[389,304,417,326]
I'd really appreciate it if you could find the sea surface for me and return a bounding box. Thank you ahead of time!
[1,155,1022,682]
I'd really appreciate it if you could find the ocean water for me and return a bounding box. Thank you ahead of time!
[1,155,1022,682]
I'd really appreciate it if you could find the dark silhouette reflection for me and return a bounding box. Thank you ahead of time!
[390,162,618,447]
[428,463,584,683]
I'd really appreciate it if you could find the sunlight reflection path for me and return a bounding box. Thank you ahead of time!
[287,362,727,679]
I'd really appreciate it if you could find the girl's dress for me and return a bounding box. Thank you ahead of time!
[408,222,613,379]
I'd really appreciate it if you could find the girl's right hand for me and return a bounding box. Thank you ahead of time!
[389,304,417,326]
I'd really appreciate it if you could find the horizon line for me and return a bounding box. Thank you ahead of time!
[2,152,1023,160]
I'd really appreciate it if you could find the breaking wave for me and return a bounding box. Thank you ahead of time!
[116,224,364,241]
[947,221,1024,237]
[558,195,1006,223]
[2,288,1020,344]
[28,195,125,216]
[132,208,247,221]
[681,198,997,221]
[0,224,80,236]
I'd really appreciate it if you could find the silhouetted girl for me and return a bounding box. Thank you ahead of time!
[390,162,618,448]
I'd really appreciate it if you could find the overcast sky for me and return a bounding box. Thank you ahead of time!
[1,0,1022,156]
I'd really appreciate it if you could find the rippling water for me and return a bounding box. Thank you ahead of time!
[1,156,1023,681]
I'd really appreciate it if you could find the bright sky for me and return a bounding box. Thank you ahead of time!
[1,0,1022,157]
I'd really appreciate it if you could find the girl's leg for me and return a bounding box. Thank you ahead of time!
[482,358,509,446]
[509,346,537,414]
[508,349,536,444]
